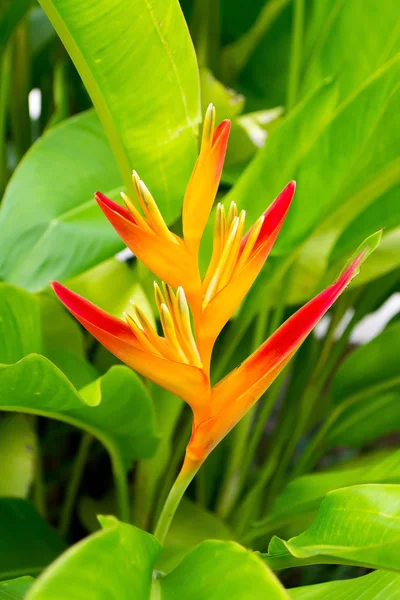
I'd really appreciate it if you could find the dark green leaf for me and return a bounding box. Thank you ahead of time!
[0,499,65,580]
[0,576,34,599]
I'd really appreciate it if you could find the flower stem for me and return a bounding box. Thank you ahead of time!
[59,433,93,537]
[154,459,201,545]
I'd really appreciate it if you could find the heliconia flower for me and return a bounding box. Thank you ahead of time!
[52,104,380,536]
[51,281,211,421]
[182,249,374,472]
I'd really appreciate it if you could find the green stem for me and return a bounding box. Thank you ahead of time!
[59,433,93,537]
[33,440,47,519]
[287,0,304,110]
[110,447,131,523]
[153,415,192,524]
[240,372,285,481]
[10,20,31,161]
[154,462,201,545]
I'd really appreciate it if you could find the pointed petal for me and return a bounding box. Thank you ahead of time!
[183,120,230,251]
[95,193,200,294]
[239,181,295,255]
[51,283,209,409]
[187,254,364,461]
[200,182,295,347]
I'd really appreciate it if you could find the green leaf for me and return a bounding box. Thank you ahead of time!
[40,293,85,358]
[262,484,400,571]
[67,258,154,323]
[302,0,400,101]
[161,539,290,599]
[256,449,400,534]
[27,517,289,599]
[0,499,65,580]
[0,357,159,470]
[327,184,400,282]
[26,517,160,600]
[233,55,400,256]
[0,111,123,292]
[0,415,36,498]
[327,321,400,446]
[38,0,200,222]
[157,497,233,573]
[0,577,34,599]
[0,284,42,363]
[290,570,400,600]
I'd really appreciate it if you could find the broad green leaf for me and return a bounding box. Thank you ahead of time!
[28,516,289,598]
[0,358,159,470]
[255,449,400,534]
[262,484,400,571]
[67,258,155,324]
[38,0,200,222]
[40,293,85,358]
[290,570,400,600]
[161,539,290,599]
[26,517,160,600]
[0,111,123,292]
[0,499,65,580]
[0,576,34,599]
[229,55,400,256]
[0,415,36,498]
[328,184,400,279]
[157,497,233,573]
[0,284,42,363]
[302,0,400,101]
[45,350,99,389]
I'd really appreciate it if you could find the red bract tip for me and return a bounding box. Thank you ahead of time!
[95,192,135,223]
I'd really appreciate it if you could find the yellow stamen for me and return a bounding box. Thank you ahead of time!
[160,303,188,363]
[154,281,164,314]
[120,192,153,233]
[203,216,240,306]
[132,304,168,357]
[218,210,246,290]
[236,215,265,271]
[176,287,202,367]
[200,103,216,157]
[124,311,163,356]
[226,201,238,231]
[132,171,176,243]
[202,203,226,291]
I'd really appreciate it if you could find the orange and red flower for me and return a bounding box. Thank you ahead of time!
[52,105,377,471]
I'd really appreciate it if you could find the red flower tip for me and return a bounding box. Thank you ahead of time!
[213,119,231,146]
[95,191,135,223]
